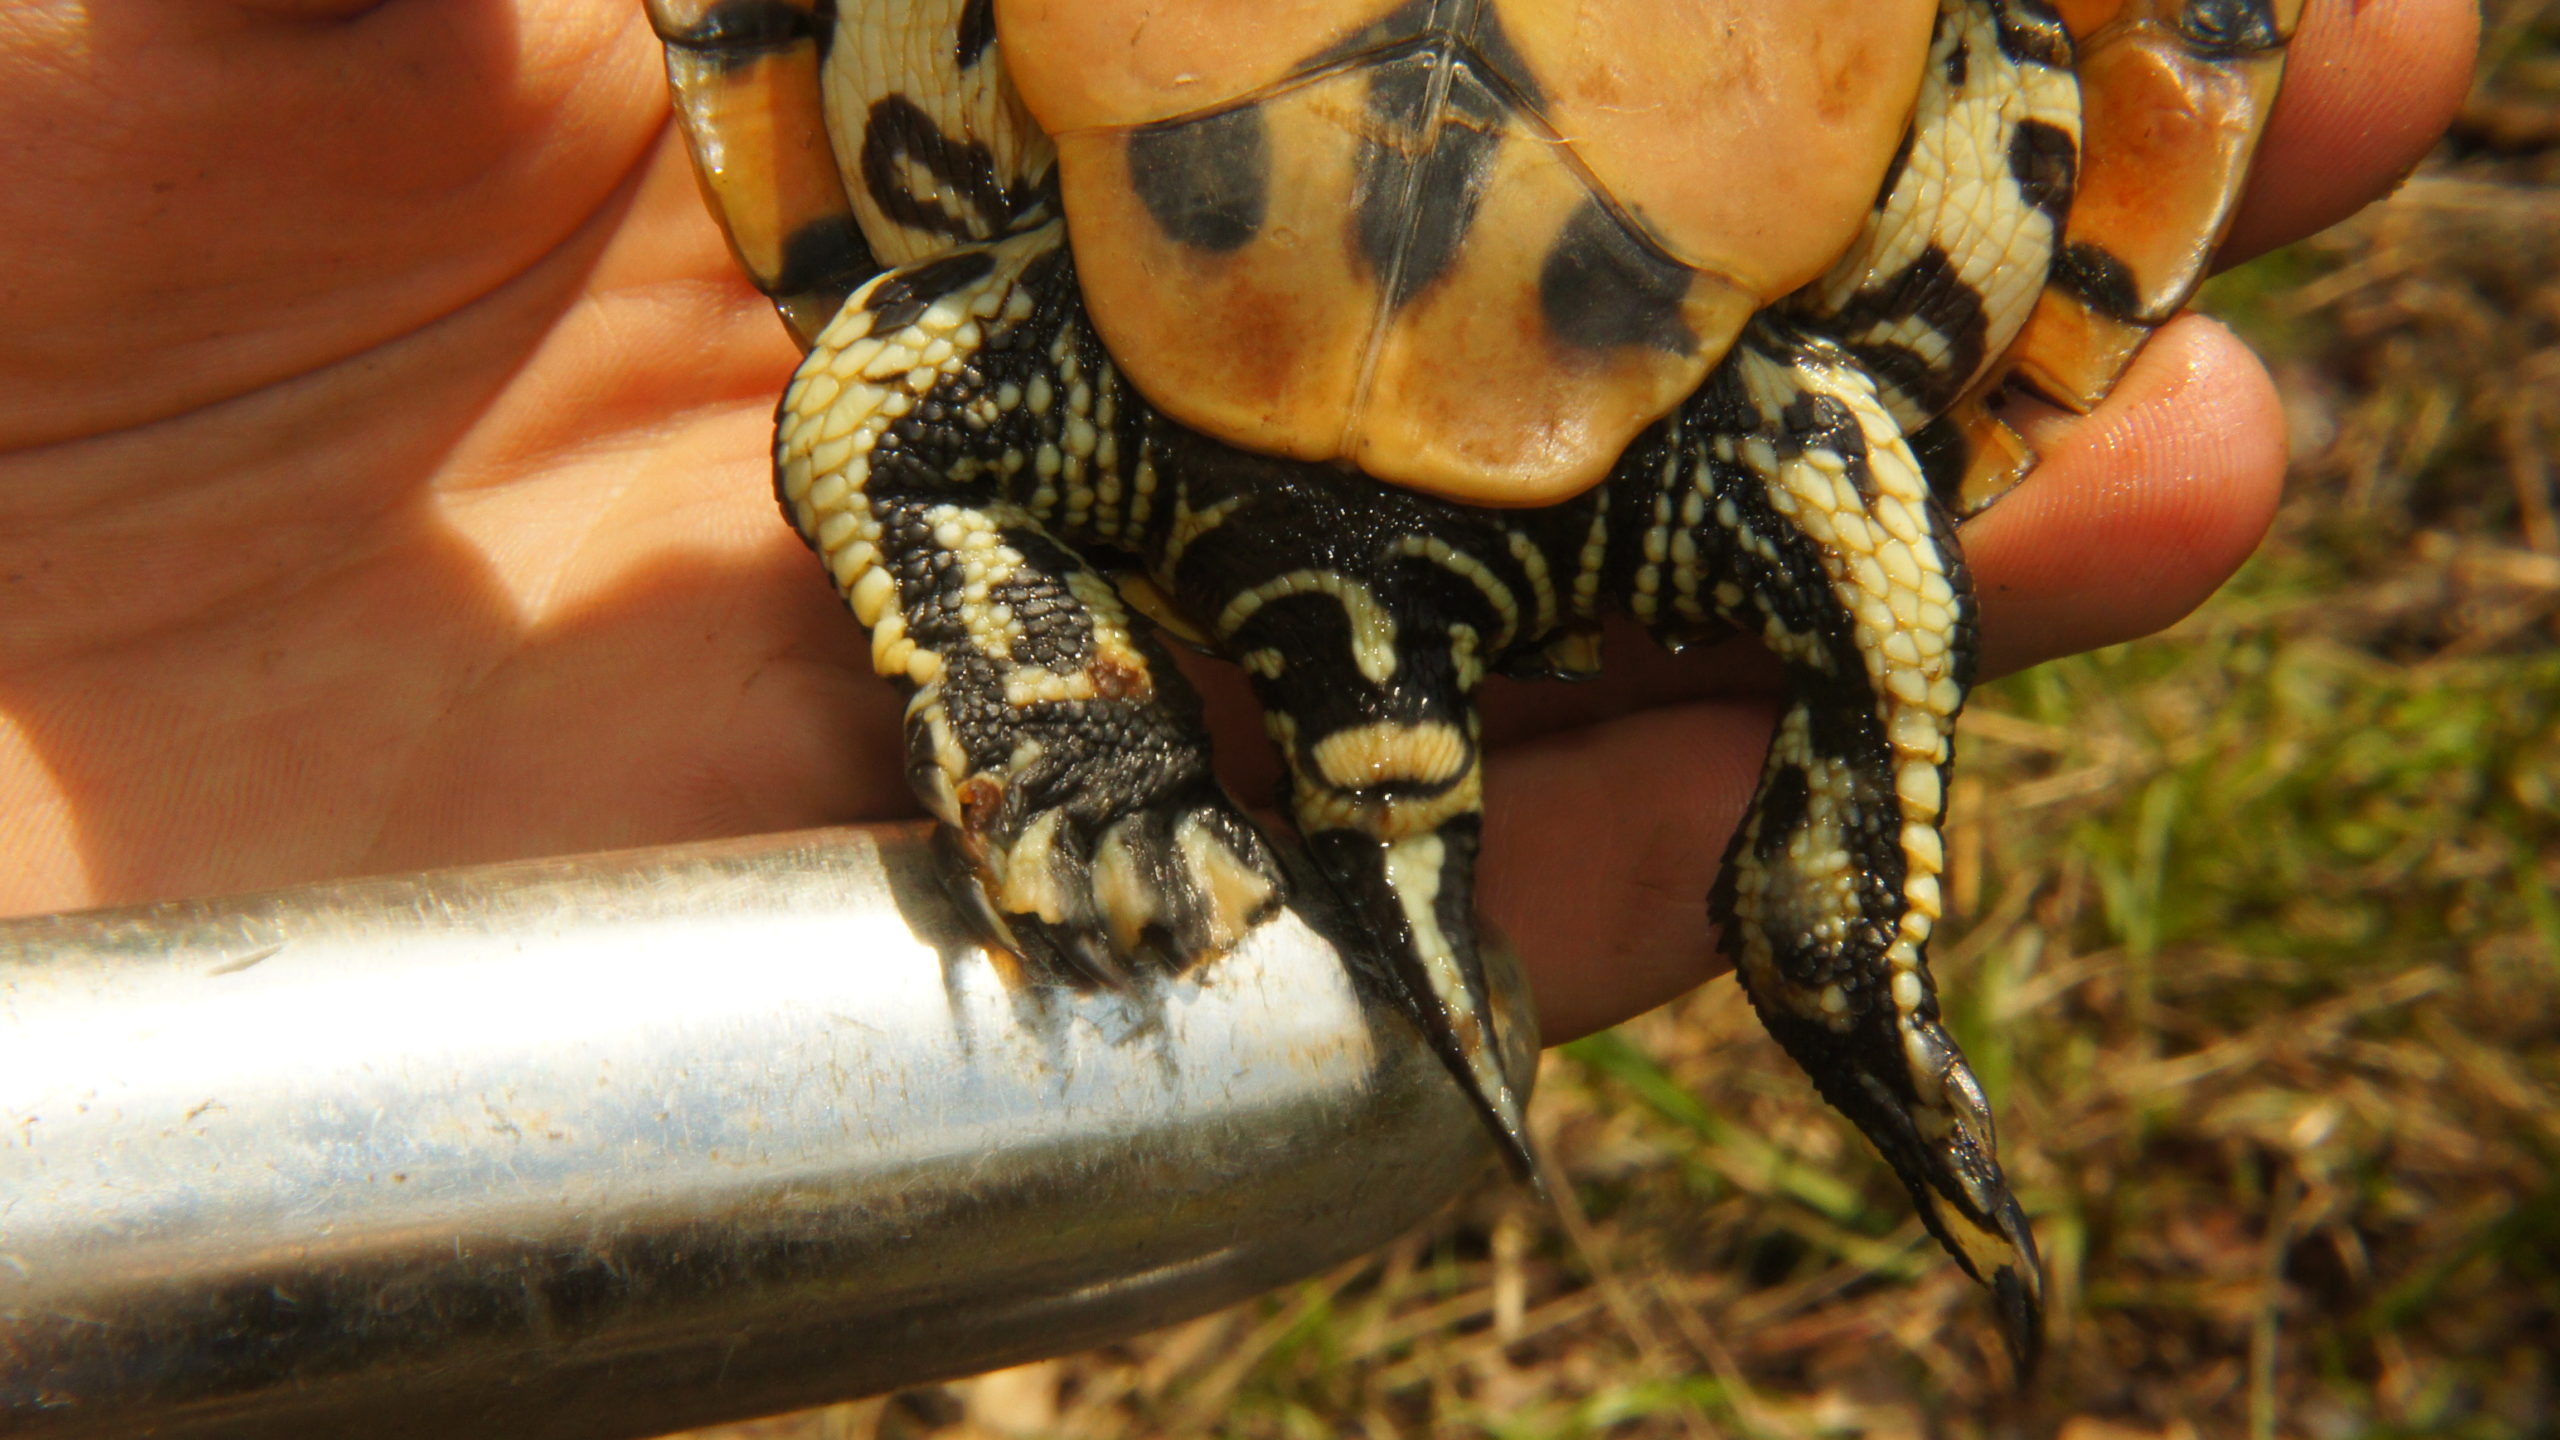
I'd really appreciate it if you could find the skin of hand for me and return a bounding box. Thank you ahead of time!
[0,0,2475,1044]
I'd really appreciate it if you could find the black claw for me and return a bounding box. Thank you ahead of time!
[1994,1263,2042,1382]
[1495,1127,1536,1194]
[1991,1190,2045,1379]
[1038,916,1143,992]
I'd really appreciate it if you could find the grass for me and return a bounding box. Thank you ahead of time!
[669,11,2560,1437]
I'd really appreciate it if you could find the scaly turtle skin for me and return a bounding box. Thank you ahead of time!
[647,0,2299,1361]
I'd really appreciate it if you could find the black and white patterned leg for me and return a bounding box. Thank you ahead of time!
[1917,0,2297,515]
[1151,458,1546,1183]
[1623,318,2043,1365]
[776,225,1288,985]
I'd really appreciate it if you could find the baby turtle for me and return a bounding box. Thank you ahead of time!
[648,0,2297,1361]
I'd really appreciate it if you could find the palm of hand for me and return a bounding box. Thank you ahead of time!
[0,0,2473,1040]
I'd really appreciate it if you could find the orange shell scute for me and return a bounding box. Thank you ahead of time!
[998,0,1937,504]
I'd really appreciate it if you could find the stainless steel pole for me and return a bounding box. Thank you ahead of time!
[0,824,1536,1440]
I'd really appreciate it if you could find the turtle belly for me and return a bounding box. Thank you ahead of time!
[1001,0,1938,504]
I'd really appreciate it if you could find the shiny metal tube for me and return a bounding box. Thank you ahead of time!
[0,824,1535,1440]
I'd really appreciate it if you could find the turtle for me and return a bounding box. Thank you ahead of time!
[645,0,2298,1362]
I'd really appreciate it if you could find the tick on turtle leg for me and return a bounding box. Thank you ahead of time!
[1622,319,2042,1365]
[776,226,1289,983]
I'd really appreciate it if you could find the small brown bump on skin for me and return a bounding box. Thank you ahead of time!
[1088,655,1151,701]
[955,775,1006,827]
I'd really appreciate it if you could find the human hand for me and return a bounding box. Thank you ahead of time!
[0,0,2474,1044]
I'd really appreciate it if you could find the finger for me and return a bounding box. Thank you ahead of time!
[2221,0,2480,264]
[1965,314,2287,678]
[0,2,666,451]
[1479,700,1768,1045]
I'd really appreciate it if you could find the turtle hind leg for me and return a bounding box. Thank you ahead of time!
[779,223,1288,986]
[1622,318,2041,1368]
[1306,814,1537,1188]
[1155,453,1545,1185]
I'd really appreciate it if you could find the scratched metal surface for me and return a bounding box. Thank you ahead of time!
[0,824,1535,1440]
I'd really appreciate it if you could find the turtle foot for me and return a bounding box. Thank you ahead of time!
[1783,1004,2047,1377]
[947,781,1288,990]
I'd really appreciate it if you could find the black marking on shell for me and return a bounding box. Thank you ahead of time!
[1127,106,1270,254]
[863,249,996,333]
[1446,2,1546,113]
[2008,118,2078,223]
[1944,32,1972,90]
[1353,58,1504,308]
[860,94,1016,242]
[955,0,996,69]
[2050,240,2146,322]
[1539,201,1697,354]
[2177,0,2287,56]
[1306,0,1547,111]
[1991,0,2072,69]
[777,213,880,299]
[657,0,822,53]
[1305,0,1440,67]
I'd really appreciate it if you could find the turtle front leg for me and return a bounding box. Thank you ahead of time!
[1920,0,2301,514]
[1148,449,1543,1183]
[777,225,1287,984]
[1621,318,2042,1363]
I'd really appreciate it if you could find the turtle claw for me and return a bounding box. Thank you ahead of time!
[1795,1009,2046,1378]
[1300,824,1542,1190]
[1989,1194,2046,1380]
[955,784,1289,986]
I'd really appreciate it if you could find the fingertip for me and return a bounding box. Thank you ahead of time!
[1480,701,1768,1043]
[2222,0,2481,263]
[1964,314,2286,676]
